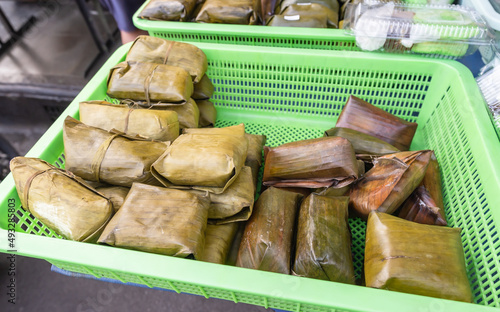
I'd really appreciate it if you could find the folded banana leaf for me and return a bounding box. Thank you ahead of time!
[263,137,358,188]
[245,133,266,191]
[79,101,179,142]
[200,223,239,264]
[107,61,193,104]
[267,14,328,27]
[261,0,280,24]
[195,0,260,24]
[63,116,169,187]
[157,98,200,129]
[365,211,472,302]
[293,194,355,284]
[236,187,303,274]
[422,151,446,220]
[357,159,365,177]
[280,0,339,12]
[398,186,447,226]
[138,0,197,21]
[126,36,208,83]
[336,96,418,151]
[324,127,400,155]
[280,3,338,28]
[196,100,217,127]
[152,124,248,194]
[95,186,130,213]
[182,123,245,136]
[350,150,432,220]
[10,157,113,242]
[315,185,350,196]
[98,183,209,258]
[192,74,215,100]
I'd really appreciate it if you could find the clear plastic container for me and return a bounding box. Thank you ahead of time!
[343,1,496,58]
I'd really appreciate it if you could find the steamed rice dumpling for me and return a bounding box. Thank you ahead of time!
[365,212,472,302]
[200,223,238,264]
[152,124,248,194]
[336,96,418,151]
[324,127,400,155]
[126,36,208,83]
[350,150,432,220]
[192,74,215,100]
[399,186,447,226]
[293,194,355,284]
[267,14,328,28]
[98,183,209,258]
[159,98,200,129]
[245,133,266,191]
[95,186,130,213]
[138,0,198,22]
[63,116,169,187]
[79,101,179,141]
[281,3,338,28]
[263,136,358,188]
[10,157,113,242]
[107,61,193,104]
[196,100,217,127]
[236,187,303,274]
[196,0,260,24]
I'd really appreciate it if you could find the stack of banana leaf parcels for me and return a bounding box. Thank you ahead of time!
[138,0,354,29]
[11,36,472,303]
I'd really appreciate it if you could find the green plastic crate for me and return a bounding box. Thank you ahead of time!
[1,43,500,312]
[132,1,357,50]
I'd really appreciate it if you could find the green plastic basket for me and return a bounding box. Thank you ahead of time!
[132,1,357,50]
[1,43,500,312]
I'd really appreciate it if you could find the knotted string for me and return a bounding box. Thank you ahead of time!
[91,134,120,182]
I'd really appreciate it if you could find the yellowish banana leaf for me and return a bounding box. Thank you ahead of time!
[200,223,238,264]
[195,0,260,24]
[365,212,472,302]
[157,98,199,129]
[193,74,215,100]
[336,96,418,151]
[95,186,130,213]
[138,0,198,22]
[79,101,179,141]
[225,221,246,265]
[98,183,209,258]
[324,127,400,155]
[182,123,245,136]
[107,61,193,104]
[263,136,358,188]
[236,187,303,274]
[126,36,208,83]
[293,194,355,284]
[63,116,169,187]
[196,100,217,127]
[10,157,113,242]
[315,185,350,196]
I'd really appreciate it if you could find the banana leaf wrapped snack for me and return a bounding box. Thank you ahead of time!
[263,136,358,188]
[280,3,338,28]
[350,150,432,220]
[365,212,472,302]
[245,133,266,191]
[63,117,169,187]
[336,96,418,151]
[107,61,193,104]
[236,187,303,274]
[95,186,130,213]
[160,98,200,129]
[195,0,260,24]
[225,222,246,266]
[98,183,209,258]
[10,157,113,242]
[192,74,215,100]
[79,101,180,141]
[267,14,328,28]
[324,127,400,155]
[200,223,239,264]
[398,186,447,226]
[126,36,208,83]
[293,194,355,283]
[152,124,248,194]
[422,151,445,217]
[196,100,217,127]
[138,0,198,22]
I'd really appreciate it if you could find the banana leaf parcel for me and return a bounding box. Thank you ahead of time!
[98,183,209,258]
[79,101,179,141]
[262,136,358,188]
[225,221,246,266]
[159,98,200,129]
[293,194,355,284]
[336,96,418,151]
[200,223,238,264]
[196,100,217,127]
[195,0,260,24]
[398,186,447,226]
[350,150,432,220]
[422,151,446,220]
[10,157,113,242]
[236,187,303,274]
[107,61,193,104]
[95,186,130,213]
[63,117,169,187]
[245,133,266,191]
[192,74,215,100]
[182,123,245,136]
[365,212,472,302]
[324,127,400,155]
[152,125,248,194]
[126,36,208,83]
[280,3,338,28]
[267,14,328,28]
[138,0,197,22]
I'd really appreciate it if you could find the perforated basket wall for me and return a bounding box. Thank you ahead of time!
[1,43,499,311]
